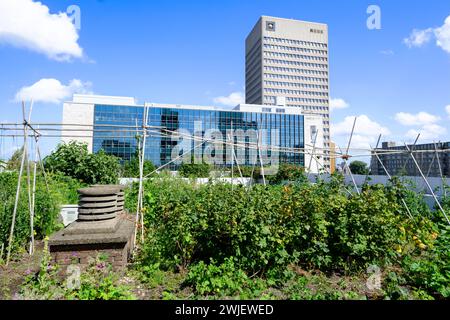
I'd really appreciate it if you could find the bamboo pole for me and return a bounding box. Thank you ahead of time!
[25,101,35,255]
[139,106,149,243]
[30,127,39,255]
[231,121,234,190]
[307,129,319,180]
[30,145,37,255]
[249,131,258,187]
[400,134,420,175]
[404,143,450,225]
[340,117,360,195]
[227,131,244,183]
[142,141,206,179]
[3,127,444,158]
[133,118,143,249]
[433,141,446,198]
[6,102,29,265]
[257,129,266,186]
[371,135,413,219]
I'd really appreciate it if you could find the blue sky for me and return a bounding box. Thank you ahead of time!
[1,0,450,160]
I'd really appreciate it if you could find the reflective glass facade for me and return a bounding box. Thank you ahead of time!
[93,104,304,169]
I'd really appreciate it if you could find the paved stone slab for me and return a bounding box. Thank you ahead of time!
[63,216,122,235]
[49,216,134,246]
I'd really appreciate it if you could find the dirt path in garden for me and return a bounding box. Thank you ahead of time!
[0,241,44,299]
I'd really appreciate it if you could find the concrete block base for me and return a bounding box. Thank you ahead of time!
[49,214,135,271]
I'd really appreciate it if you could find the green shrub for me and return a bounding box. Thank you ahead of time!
[267,164,307,185]
[121,155,156,178]
[325,184,404,271]
[0,172,83,259]
[129,176,406,275]
[402,223,450,298]
[44,141,120,185]
[231,165,260,179]
[178,162,211,178]
[123,173,450,299]
[186,257,250,296]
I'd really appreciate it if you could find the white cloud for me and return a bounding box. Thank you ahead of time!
[394,112,440,126]
[213,92,244,107]
[446,105,450,118]
[403,15,450,54]
[435,16,450,54]
[403,28,433,48]
[395,111,447,141]
[331,115,390,149]
[405,124,447,141]
[329,98,349,112]
[15,78,92,104]
[0,0,83,61]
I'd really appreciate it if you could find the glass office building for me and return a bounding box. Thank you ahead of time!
[92,104,305,169]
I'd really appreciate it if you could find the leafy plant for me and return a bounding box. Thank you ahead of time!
[129,176,408,277]
[66,257,135,300]
[21,249,135,300]
[267,164,307,185]
[20,237,64,300]
[178,162,211,178]
[44,141,120,185]
[0,172,65,259]
[121,152,156,178]
[402,223,450,298]
[186,258,250,296]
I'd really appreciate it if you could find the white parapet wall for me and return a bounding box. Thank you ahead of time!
[308,173,449,198]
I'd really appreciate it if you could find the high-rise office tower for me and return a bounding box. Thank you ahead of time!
[245,16,330,169]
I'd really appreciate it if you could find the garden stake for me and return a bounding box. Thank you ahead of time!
[371,135,413,219]
[231,121,234,190]
[228,131,244,184]
[257,129,266,186]
[341,117,360,195]
[29,130,38,255]
[6,101,30,265]
[400,134,420,175]
[24,101,34,255]
[307,127,319,181]
[134,118,143,250]
[433,141,446,198]
[405,143,450,225]
[139,106,149,243]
